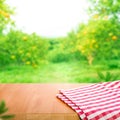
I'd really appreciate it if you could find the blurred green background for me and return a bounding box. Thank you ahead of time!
[0,0,120,83]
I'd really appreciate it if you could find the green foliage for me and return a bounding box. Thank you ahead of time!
[0,30,49,66]
[103,60,120,69]
[0,0,14,35]
[0,101,14,120]
[47,37,78,63]
[97,71,119,82]
[0,0,49,67]
[0,59,120,83]
[88,0,120,20]
[1,0,120,85]
[77,19,120,61]
[68,0,120,64]
[48,51,71,63]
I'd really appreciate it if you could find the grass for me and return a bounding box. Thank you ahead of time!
[0,60,120,83]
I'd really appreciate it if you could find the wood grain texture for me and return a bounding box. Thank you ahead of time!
[0,84,88,120]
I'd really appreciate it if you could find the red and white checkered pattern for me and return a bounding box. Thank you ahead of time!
[57,81,120,120]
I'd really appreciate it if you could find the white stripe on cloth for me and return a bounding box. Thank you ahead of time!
[57,81,120,120]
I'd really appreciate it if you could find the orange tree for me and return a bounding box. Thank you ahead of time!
[0,0,49,66]
[88,0,120,20]
[75,0,120,64]
[1,29,49,66]
[0,0,14,34]
[88,0,120,61]
[0,0,14,66]
[76,19,120,64]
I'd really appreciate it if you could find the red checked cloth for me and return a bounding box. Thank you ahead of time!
[57,81,120,120]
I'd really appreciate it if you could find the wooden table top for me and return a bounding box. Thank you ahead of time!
[0,84,88,120]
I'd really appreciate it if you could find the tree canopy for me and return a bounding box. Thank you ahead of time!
[0,0,14,34]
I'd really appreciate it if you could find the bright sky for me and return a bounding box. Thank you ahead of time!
[7,0,89,37]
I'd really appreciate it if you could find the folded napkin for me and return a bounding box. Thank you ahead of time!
[57,81,120,120]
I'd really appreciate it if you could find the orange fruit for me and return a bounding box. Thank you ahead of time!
[11,55,16,59]
[26,61,30,65]
[112,36,117,40]
[23,36,27,41]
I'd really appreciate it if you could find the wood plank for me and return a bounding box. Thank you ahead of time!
[0,84,88,120]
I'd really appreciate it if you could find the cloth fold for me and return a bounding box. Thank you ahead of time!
[57,81,120,120]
